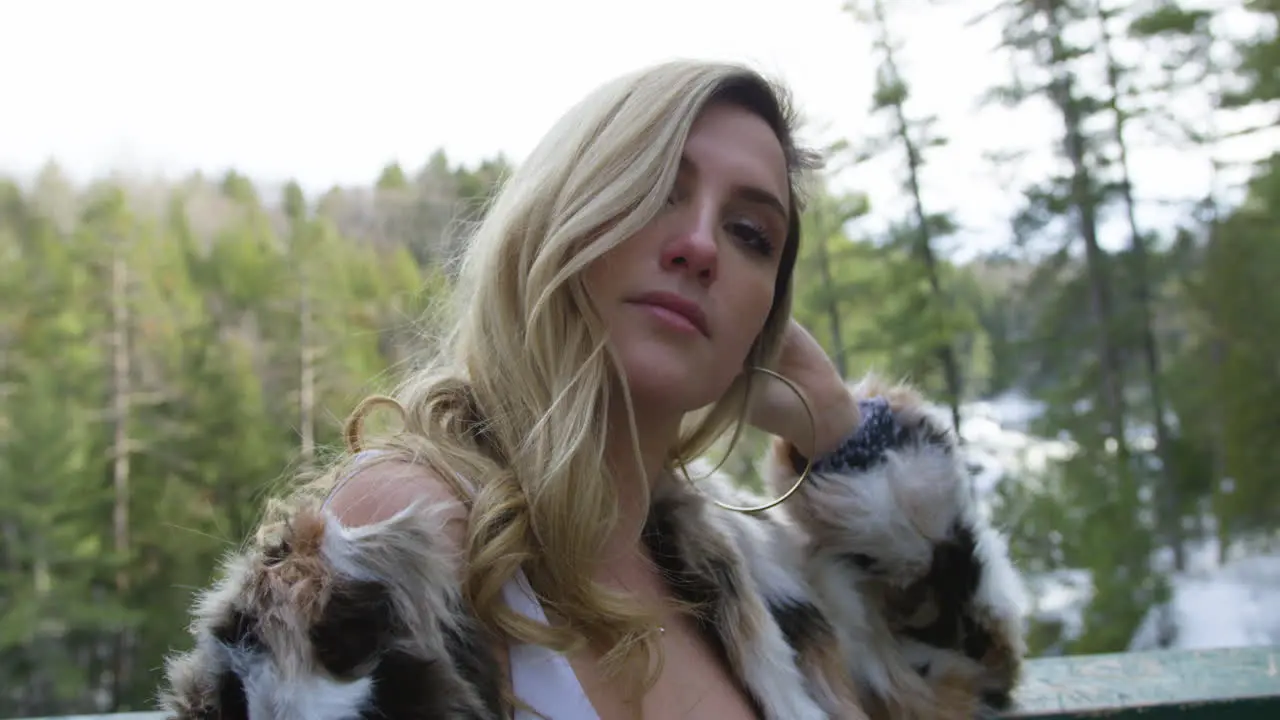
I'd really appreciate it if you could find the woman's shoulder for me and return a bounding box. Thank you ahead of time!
[326,452,470,550]
[159,456,505,719]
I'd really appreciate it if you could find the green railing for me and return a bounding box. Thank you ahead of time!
[10,646,1279,720]
[1007,646,1279,719]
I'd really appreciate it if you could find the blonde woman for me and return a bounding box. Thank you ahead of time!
[160,60,1027,720]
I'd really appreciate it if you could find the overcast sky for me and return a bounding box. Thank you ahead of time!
[1,0,1272,258]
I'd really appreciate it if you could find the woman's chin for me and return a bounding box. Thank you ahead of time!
[619,357,730,415]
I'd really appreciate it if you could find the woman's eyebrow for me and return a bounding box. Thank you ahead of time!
[678,154,788,221]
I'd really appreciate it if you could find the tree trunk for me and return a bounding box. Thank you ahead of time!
[872,0,964,435]
[1094,0,1183,569]
[813,206,849,378]
[1043,0,1129,458]
[109,245,132,709]
[299,281,316,467]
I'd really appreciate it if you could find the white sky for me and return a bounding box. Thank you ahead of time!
[1,0,1273,258]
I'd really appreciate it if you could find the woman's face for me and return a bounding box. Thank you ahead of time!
[585,102,791,415]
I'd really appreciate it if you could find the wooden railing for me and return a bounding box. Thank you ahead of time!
[10,646,1279,720]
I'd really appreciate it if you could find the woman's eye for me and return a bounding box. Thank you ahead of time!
[664,182,684,206]
[730,221,775,256]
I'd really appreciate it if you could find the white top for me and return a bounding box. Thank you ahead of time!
[502,569,600,719]
[332,451,599,718]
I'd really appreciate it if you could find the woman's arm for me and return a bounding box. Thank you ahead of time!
[766,374,1028,719]
[157,461,505,720]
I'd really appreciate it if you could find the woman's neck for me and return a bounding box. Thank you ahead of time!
[599,399,682,565]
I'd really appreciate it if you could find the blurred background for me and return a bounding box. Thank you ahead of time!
[1,0,1277,715]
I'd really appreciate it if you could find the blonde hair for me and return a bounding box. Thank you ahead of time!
[288,59,819,709]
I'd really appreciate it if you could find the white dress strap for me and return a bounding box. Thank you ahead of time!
[502,570,600,720]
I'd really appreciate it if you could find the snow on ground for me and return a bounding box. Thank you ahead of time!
[953,391,1280,654]
[957,392,1075,498]
[1130,544,1280,651]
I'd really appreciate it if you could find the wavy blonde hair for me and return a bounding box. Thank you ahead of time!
[288,59,819,709]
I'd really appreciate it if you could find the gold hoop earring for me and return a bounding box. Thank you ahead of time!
[678,366,816,515]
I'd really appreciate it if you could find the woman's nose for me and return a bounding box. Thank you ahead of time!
[659,211,718,283]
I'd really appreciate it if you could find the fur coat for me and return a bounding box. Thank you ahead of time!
[158,377,1027,719]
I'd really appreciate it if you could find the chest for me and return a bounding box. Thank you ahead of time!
[567,612,762,720]
[500,552,763,720]
[570,554,763,720]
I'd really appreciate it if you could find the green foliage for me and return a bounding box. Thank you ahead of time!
[0,158,465,714]
[1128,4,1213,36]
[1180,156,1280,538]
[962,0,1280,659]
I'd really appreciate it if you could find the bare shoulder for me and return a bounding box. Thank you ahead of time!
[326,454,470,553]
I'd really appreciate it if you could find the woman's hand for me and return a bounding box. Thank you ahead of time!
[745,319,861,458]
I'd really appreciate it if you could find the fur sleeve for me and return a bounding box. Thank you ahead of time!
[766,375,1028,719]
[157,501,504,720]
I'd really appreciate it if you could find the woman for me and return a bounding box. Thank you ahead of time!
[159,60,1027,719]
